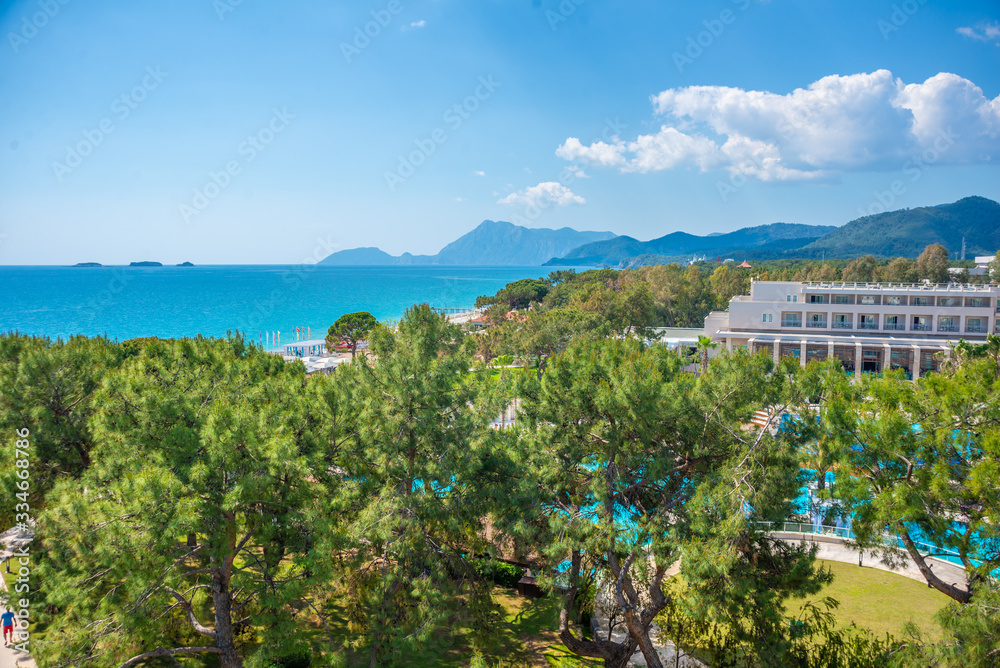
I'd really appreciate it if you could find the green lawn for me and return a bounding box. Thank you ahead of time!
[791,559,951,641]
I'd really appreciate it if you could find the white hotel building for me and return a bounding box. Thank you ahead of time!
[709,281,1000,379]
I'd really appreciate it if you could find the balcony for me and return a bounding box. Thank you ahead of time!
[858,322,878,330]
[938,324,959,333]
[883,323,906,331]
[832,322,853,329]
[911,323,932,332]
[966,325,985,333]
[806,320,827,328]
[781,320,802,328]
[938,300,963,308]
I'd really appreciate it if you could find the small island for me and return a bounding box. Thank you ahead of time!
[73,262,102,267]
[129,261,163,267]
[177,261,195,267]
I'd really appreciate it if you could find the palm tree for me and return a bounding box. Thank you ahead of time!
[696,335,718,375]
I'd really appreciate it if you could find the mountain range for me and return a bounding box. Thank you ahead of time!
[319,196,1000,268]
[319,221,615,266]
[545,222,837,267]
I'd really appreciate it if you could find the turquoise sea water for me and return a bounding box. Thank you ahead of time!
[0,265,553,343]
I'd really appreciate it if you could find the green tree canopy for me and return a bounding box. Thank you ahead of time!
[326,310,378,356]
[35,337,337,668]
[475,277,549,310]
[329,304,519,664]
[511,341,828,667]
[825,362,1000,604]
[916,243,951,283]
[841,255,879,283]
[0,334,121,523]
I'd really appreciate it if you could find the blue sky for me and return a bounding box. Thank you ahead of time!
[1,0,998,265]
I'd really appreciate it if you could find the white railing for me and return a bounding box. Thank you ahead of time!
[802,281,994,292]
[756,521,974,568]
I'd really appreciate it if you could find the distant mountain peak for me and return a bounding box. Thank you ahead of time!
[319,221,616,266]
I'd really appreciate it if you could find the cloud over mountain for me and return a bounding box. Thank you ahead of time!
[556,70,1000,182]
[498,181,586,207]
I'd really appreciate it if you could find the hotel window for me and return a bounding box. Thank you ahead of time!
[833,295,851,304]
[833,314,851,329]
[912,296,931,307]
[860,295,877,305]
[886,296,905,306]
[807,314,826,328]
[967,298,986,308]
[808,295,827,304]
[884,315,904,331]
[912,316,930,331]
[967,318,984,333]
[939,297,960,307]
[762,313,773,323]
[859,315,877,330]
[786,295,798,303]
[939,316,958,332]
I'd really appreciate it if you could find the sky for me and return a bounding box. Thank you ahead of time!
[0,0,998,265]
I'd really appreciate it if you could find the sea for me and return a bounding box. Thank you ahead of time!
[0,265,555,344]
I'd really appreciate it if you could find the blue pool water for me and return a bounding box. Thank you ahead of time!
[0,264,554,341]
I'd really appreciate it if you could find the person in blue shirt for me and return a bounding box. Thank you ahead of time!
[1,608,15,646]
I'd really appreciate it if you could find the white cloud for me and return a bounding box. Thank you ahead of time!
[565,164,590,178]
[454,197,463,202]
[474,170,486,176]
[497,181,586,207]
[957,21,1000,43]
[557,70,1000,182]
[402,20,426,31]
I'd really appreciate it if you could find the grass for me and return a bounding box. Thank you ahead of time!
[791,559,951,641]
[317,586,591,667]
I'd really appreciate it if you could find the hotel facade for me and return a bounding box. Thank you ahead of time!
[709,281,1000,379]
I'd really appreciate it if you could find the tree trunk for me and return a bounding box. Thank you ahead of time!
[897,525,971,603]
[816,467,826,492]
[558,551,640,668]
[212,570,242,668]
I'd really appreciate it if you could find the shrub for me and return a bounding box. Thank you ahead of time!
[474,558,524,588]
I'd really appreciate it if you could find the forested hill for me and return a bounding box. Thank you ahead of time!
[794,196,1000,259]
[546,196,1000,267]
[546,222,836,267]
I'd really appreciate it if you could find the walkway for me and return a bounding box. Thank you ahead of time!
[0,528,35,668]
